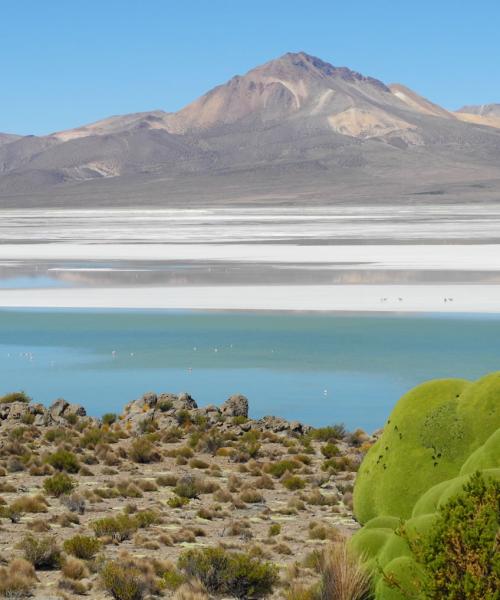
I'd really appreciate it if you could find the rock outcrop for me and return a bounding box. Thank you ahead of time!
[0,389,312,438]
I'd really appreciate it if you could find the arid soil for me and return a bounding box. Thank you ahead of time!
[0,392,374,599]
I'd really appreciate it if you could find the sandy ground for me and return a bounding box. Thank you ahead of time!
[2,243,500,270]
[1,284,500,312]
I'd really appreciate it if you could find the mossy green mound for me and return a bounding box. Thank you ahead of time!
[352,415,500,599]
[353,373,500,523]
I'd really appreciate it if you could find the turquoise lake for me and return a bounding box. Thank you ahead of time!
[1,309,499,431]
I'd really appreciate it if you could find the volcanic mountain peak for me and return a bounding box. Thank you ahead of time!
[168,52,399,134]
[1,52,500,205]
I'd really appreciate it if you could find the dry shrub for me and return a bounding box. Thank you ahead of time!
[173,580,209,600]
[128,437,158,463]
[31,518,51,532]
[0,558,37,597]
[100,553,166,600]
[156,473,178,487]
[62,556,89,580]
[308,522,340,541]
[10,494,48,513]
[317,540,372,600]
[59,578,89,595]
[137,479,158,492]
[239,489,264,504]
[255,474,275,489]
[19,534,61,568]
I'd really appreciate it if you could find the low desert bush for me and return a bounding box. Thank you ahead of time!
[311,424,346,442]
[10,494,48,514]
[0,558,37,597]
[63,534,101,559]
[100,560,147,600]
[189,457,209,469]
[60,492,86,514]
[91,513,138,541]
[156,473,178,487]
[399,472,500,599]
[178,546,279,599]
[0,391,31,404]
[19,534,61,568]
[46,448,80,473]
[128,437,157,463]
[43,471,75,496]
[174,475,200,499]
[266,459,300,478]
[168,495,190,508]
[282,475,306,490]
[239,488,264,503]
[102,412,117,425]
[62,556,89,580]
[321,442,340,459]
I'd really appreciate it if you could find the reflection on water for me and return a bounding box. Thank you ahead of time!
[2,261,500,289]
[1,309,499,431]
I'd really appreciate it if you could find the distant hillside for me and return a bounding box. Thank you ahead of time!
[1,52,500,207]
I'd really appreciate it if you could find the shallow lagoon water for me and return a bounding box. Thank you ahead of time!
[1,310,499,431]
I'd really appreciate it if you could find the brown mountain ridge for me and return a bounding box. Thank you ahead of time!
[1,52,500,207]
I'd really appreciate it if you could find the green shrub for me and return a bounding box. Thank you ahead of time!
[45,449,80,473]
[80,427,104,448]
[321,442,340,459]
[174,475,199,499]
[283,475,306,490]
[128,437,156,463]
[43,472,75,497]
[167,495,189,508]
[44,428,69,443]
[399,472,500,600]
[268,523,281,537]
[100,561,146,600]
[91,513,137,541]
[312,424,346,442]
[267,460,300,478]
[19,535,61,568]
[102,413,117,426]
[63,535,101,560]
[158,399,173,412]
[178,546,278,599]
[162,569,185,590]
[0,391,31,404]
[134,509,160,529]
[176,409,192,426]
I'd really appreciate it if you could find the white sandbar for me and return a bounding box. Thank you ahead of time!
[1,285,500,312]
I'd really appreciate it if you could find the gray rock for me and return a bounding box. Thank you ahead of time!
[220,394,249,418]
[65,403,86,418]
[49,398,69,418]
[175,392,198,410]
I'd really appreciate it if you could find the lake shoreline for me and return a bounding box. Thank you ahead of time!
[1,283,500,312]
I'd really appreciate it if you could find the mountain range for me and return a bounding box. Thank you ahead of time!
[1,52,500,207]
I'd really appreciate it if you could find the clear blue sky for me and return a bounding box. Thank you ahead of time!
[2,0,499,135]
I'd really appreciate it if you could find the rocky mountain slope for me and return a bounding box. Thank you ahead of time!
[1,52,500,207]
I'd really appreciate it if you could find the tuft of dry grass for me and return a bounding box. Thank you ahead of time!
[62,556,89,580]
[317,540,372,600]
[10,494,48,514]
[0,558,37,597]
[173,580,209,600]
